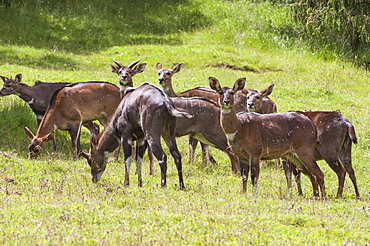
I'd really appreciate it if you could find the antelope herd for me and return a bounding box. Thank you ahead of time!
[0,58,360,199]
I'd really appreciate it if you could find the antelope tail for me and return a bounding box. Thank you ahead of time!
[347,122,358,144]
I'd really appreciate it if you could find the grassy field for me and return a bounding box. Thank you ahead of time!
[0,0,369,245]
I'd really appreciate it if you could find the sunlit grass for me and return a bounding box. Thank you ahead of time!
[0,0,369,245]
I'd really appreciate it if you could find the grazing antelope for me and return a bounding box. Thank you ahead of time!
[209,77,326,199]
[24,81,121,159]
[283,111,359,198]
[0,74,70,150]
[110,58,146,92]
[81,83,192,189]
[156,62,248,171]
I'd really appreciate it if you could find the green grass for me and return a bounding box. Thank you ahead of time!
[0,0,369,245]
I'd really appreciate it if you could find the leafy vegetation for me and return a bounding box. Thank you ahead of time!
[0,0,369,245]
[290,0,370,66]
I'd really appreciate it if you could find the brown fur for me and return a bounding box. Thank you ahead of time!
[170,97,240,174]
[24,81,121,159]
[81,83,192,189]
[156,63,248,171]
[110,58,146,92]
[1,74,70,150]
[209,77,326,199]
[242,84,277,114]
[284,111,359,198]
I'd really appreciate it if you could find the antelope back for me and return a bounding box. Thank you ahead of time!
[179,86,219,101]
[180,86,249,113]
[34,81,120,141]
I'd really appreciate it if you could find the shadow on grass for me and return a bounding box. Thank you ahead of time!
[0,0,211,54]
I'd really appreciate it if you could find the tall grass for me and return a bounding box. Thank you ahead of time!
[0,0,369,245]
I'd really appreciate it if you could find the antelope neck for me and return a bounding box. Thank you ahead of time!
[220,107,241,141]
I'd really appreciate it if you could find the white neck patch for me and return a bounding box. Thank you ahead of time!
[222,108,232,114]
[27,98,35,105]
[120,85,129,92]
[226,131,237,141]
[162,86,169,92]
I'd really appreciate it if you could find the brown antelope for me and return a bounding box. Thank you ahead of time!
[209,77,326,199]
[0,74,70,150]
[156,62,248,171]
[244,84,277,114]
[169,96,240,174]
[110,58,146,92]
[155,62,249,111]
[110,58,151,170]
[81,83,192,189]
[24,81,121,159]
[283,111,359,198]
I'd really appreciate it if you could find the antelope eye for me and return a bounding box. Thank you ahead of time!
[256,96,260,99]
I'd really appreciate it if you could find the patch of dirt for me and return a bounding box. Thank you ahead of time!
[208,62,283,73]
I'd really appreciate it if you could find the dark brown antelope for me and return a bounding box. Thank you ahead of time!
[244,84,277,114]
[110,58,146,92]
[168,96,240,173]
[81,83,192,189]
[0,74,70,150]
[156,62,248,171]
[283,111,359,198]
[209,77,326,199]
[110,58,150,168]
[24,81,121,159]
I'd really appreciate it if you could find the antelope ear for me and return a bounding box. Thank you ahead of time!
[15,74,22,83]
[209,77,221,93]
[113,58,123,68]
[241,89,249,95]
[128,58,141,69]
[110,64,119,74]
[0,76,8,82]
[172,63,183,73]
[41,133,53,142]
[155,63,162,70]
[260,83,275,97]
[79,151,90,160]
[24,126,35,140]
[90,133,99,149]
[233,78,246,92]
[133,63,146,74]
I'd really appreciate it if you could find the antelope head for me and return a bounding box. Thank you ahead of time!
[110,58,146,91]
[80,134,107,183]
[24,126,53,159]
[243,84,275,112]
[155,62,182,92]
[0,73,22,96]
[209,77,246,113]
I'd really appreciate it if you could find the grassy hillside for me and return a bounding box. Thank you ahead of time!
[0,0,369,245]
